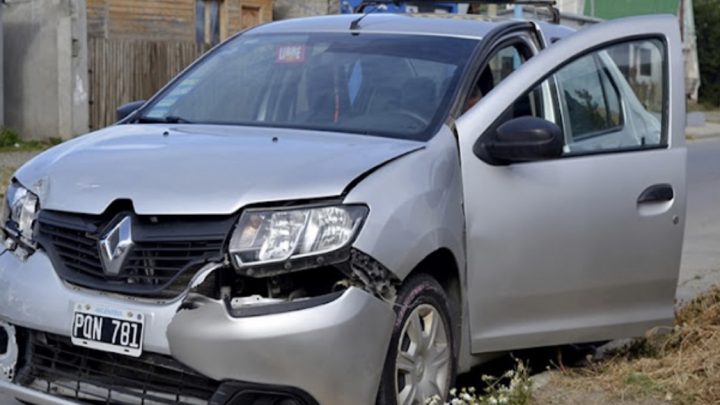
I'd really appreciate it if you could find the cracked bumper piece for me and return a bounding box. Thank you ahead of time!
[0,379,78,405]
[0,251,397,405]
[168,288,396,405]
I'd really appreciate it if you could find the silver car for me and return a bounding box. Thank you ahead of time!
[0,11,686,405]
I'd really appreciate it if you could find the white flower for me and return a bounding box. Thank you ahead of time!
[425,395,442,405]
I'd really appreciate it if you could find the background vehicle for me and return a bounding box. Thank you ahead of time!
[0,6,685,405]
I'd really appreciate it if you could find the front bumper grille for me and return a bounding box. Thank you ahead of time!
[18,331,219,404]
[35,210,234,298]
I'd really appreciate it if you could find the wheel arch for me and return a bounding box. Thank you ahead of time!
[403,248,467,368]
[405,248,462,319]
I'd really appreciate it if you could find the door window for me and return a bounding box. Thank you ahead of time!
[487,45,525,85]
[557,54,622,141]
[496,38,666,155]
[463,42,532,114]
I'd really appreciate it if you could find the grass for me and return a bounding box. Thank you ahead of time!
[687,101,720,113]
[687,102,709,113]
[0,127,57,199]
[622,372,663,397]
[0,126,62,153]
[544,286,720,404]
[424,288,720,405]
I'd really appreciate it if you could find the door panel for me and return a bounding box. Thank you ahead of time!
[456,16,686,353]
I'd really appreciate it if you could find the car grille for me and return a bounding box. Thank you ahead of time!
[35,210,232,298]
[21,332,219,404]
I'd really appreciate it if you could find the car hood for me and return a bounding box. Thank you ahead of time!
[15,125,424,215]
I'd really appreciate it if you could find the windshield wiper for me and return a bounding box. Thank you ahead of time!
[136,115,194,124]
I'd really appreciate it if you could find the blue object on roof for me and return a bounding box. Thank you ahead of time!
[340,1,465,14]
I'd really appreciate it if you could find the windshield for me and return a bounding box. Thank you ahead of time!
[139,33,478,141]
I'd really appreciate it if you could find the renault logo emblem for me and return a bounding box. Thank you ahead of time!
[98,216,133,276]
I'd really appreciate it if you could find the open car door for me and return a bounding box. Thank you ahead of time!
[456,15,687,353]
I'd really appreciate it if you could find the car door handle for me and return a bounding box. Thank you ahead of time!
[637,183,674,204]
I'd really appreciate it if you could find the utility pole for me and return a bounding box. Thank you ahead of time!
[488,4,497,17]
[514,3,523,19]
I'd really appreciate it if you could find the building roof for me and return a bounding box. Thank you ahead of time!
[584,0,679,19]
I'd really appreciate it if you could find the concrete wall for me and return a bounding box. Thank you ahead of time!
[3,0,89,140]
[273,0,336,20]
[556,0,584,14]
[683,0,700,101]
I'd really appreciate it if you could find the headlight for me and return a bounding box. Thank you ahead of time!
[4,181,39,243]
[229,204,368,273]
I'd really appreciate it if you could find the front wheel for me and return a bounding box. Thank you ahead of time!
[377,274,456,405]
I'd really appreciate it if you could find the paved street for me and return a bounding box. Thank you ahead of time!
[677,138,720,302]
[1,139,720,403]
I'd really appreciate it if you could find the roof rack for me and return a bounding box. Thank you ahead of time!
[353,1,561,24]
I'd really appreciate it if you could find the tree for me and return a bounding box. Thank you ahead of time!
[695,0,720,106]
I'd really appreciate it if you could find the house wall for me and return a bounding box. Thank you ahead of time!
[225,0,272,37]
[87,0,196,40]
[273,0,337,20]
[85,0,272,129]
[86,0,272,42]
[3,0,89,139]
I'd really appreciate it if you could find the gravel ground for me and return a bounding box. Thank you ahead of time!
[705,110,720,124]
[0,151,41,170]
[0,151,42,198]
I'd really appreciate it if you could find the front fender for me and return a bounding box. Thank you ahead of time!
[345,126,471,371]
[345,126,465,282]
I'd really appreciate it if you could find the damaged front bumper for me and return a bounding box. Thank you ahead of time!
[0,250,396,405]
[169,289,395,404]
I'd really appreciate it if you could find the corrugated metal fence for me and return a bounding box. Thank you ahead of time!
[88,38,208,130]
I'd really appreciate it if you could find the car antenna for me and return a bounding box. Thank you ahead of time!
[350,1,397,30]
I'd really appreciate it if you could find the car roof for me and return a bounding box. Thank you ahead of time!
[248,13,576,41]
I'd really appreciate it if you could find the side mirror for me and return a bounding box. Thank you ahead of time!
[116,100,146,122]
[474,116,563,165]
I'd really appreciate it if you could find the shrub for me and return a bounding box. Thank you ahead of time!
[0,127,21,148]
[695,0,720,107]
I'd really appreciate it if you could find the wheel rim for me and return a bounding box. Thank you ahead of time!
[394,303,451,405]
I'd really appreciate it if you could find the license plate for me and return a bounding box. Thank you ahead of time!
[71,304,145,357]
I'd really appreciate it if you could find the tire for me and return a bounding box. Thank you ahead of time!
[377,274,456,405]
